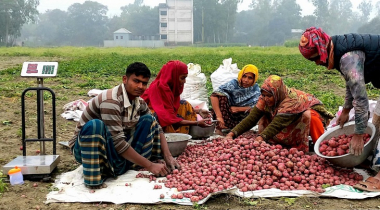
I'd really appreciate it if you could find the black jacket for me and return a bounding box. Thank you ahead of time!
[332,33,380,88]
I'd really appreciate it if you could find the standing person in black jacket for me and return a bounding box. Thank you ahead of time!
[299,27,380,192]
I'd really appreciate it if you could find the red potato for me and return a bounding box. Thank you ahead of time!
[319,133,371,156]
[163,131,363,199]
[190,196,199,202]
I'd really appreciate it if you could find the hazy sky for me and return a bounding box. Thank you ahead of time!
[37,0,373,17]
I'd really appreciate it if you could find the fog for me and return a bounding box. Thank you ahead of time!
[2,0,380,47]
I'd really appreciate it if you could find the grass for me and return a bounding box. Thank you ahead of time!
[0,46,379,114]
[0,171,8,195]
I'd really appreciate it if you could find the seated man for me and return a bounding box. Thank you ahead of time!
[68,62,179,189]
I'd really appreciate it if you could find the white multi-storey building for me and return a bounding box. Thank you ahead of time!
[159,0,193,45]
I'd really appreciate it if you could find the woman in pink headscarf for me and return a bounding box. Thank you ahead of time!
[225,75,333,152]
[141,60,210,134]
[299,26,380,191]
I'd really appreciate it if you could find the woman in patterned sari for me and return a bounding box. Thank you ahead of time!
[225,75,334,152]
[141,60,210,134]
[210,64,261,135]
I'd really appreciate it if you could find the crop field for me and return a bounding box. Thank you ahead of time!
[0,46,380,209]
[2,46,380,113]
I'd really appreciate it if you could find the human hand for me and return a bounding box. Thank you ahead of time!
[336,109,350,128]
[349,134,364,156]
[230,106,240,113]
[147,162,170,177]
[216,117,227,129]
[225,132,234,140]
[255,136,264,142]
[199,109,211,119]
[164,155,181,172]
[197,119,212,128]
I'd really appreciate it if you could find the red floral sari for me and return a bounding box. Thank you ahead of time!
[256,75,322,152]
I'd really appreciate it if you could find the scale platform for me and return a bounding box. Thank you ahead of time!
[58,141,70,148]
[2,155,60,175]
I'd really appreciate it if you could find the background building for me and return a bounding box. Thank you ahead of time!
[104,28,164,48]
[159,0,194,45]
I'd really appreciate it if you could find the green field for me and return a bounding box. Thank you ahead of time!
[1,46,380,209]
[1,46,379,114]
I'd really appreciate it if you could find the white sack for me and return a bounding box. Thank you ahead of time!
[180,63,208,104]
[210,58,240,92]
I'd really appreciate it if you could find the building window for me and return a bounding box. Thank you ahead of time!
[161,23,167,27]
[160,11,167,15]
[116,36,118,39]
[121,36,123,39]
[161,35,167,40]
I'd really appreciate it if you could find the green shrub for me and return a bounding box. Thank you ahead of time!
[284,39,300,47]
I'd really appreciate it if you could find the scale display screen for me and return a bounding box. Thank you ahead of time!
[21,62,58,77]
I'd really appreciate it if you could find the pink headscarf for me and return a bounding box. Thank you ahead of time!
[299,27,331,63]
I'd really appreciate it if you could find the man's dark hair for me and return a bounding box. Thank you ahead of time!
[125,62,151,78]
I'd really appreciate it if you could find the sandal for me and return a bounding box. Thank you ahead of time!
[353,177,380,192]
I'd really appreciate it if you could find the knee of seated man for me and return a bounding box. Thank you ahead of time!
[82,119,105,130]
[139,114,155,124]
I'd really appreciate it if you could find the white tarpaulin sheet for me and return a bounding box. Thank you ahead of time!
[46,166,380,205]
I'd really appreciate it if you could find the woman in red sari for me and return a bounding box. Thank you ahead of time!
[141,60,210,134]
[225,75,334,152]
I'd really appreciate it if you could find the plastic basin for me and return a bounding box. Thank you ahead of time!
[165,133,192,157]
[189,123,216,139]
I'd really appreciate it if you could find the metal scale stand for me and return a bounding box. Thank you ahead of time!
[3,62,60,180]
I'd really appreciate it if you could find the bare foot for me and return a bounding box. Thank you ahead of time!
[87,183,107,189]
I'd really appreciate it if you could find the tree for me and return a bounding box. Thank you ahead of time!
[250,0,274,45]
[270,0,301,44]
[106,15,125,39]
[233,9,255,44]
[0,0,39,46]
[242,0,301,46]
[329,0,352,34]
[220,0,242,43]
[375,1,380,17]
[300,15,317,30]
[120,0,159,37]
[35,9,69,46]
[348,1,372,34]
[358,0,372,22]
[66,1,108,46]
[193,0,240,43]
[358,17,380,34]
[310,0,330,31]
[193,0,222,43]
[276,0,301,28]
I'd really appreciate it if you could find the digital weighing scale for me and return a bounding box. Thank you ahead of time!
[3,62,60,179]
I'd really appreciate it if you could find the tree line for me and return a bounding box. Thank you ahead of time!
[1,0,380,47]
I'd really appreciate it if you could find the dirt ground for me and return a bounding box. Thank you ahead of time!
[1,57,380,210]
